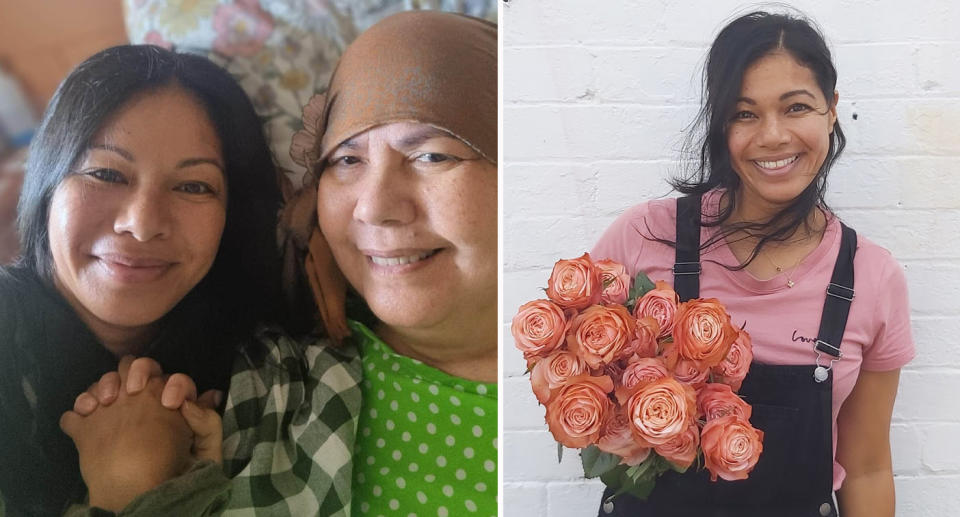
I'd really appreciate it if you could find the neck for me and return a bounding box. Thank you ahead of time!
[53,280,154,358]
[722,190,826,247]
[375,307,497,383]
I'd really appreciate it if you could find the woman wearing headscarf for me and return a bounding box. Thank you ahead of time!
[63,10,497,517]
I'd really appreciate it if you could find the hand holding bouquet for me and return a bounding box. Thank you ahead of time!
[512,253,764,501]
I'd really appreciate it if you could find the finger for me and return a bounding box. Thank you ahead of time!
[126,357,164,394]
[160,373,199,410]
[73,392,99,416]
[196,389,224,411]
[59,410,82,440]
[180,401,223,464]
[94,371,120,406]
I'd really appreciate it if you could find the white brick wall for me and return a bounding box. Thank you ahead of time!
[502,0,960,515]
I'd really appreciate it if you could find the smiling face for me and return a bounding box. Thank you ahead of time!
[316,121,497,336]
[726,51,838,218]
[48,85,227,352]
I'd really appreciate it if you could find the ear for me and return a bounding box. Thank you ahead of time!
[828,90,839,134]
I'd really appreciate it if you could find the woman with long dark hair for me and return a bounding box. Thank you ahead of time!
[0,44,287,515]
[592,11,913,517]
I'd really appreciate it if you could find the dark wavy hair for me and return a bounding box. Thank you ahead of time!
[672,10,845,267]
[17,45,284,391]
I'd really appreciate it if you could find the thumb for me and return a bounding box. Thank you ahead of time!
[180,401,222,464]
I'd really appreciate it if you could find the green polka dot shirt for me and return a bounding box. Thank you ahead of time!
[350,321,497,517]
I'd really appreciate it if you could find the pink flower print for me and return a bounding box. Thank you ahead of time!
[289,93,326,170]
[143,30,173,50]
[212,0,274,57]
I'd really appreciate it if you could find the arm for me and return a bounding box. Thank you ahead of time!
[835,368,901,517]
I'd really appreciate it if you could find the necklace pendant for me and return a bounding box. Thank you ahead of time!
[787,279,795,288]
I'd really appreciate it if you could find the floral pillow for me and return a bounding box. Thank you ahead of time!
[123,0,496,191]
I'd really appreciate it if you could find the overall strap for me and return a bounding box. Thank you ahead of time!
[674,194,702,302]
[814,223,857,359]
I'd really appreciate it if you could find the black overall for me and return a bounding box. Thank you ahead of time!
[598,195,857,517]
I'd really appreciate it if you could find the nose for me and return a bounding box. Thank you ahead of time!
[351,161,417,226]
[113,187,172,241]
[756,116,791,148]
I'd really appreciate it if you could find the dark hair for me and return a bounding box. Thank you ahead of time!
[672,10,846,267]
[17,45,284,391]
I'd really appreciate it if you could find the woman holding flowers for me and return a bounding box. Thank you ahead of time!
[585,10,913,517]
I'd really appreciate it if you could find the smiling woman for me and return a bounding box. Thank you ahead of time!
[0,45,285,515]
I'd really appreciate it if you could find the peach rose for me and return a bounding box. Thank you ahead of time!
[545,253,602,311]
[544,374,615,449]
[701,415,764,482]
[620,356,668,390]
[623,377,696,447]
[597,408,652,466]
[530,350,589,404]
[711,327,753,393]
[672,358,710,388]
[596,259,630,305]
[654,421,700,470]
[632,281,678,339]
[630,316,660,358]
[567,305,636,369]
[696,383,752,422]
[673,298,737,369]
[512,299,570,362]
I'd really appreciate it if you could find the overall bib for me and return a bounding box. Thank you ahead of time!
[598,195,857,517]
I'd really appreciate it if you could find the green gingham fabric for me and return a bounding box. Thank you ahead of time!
[64,326,363,516]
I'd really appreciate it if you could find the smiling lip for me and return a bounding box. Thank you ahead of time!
[97,253,175,283]
[752,154,800,175]
[362,248,442,271]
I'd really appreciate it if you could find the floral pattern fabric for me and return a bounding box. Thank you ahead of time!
[124,0,497,192]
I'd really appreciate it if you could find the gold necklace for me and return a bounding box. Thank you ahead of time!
[763,250,805,288]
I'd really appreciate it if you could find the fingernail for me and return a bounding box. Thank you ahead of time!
[161,385,181,409]
[212,390,224,407]
[77,395,97,414]
[102,382,118,401]
[127,374,145,393]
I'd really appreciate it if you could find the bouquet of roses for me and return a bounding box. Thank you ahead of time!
[512,253,764,501]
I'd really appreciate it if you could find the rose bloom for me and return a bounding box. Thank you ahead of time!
[673,298,737,369]
[620,356,669,390]
[567,304,636,369]
[630,316,660,358]
[672,358,710,388]
[595,259,630,305]
[623,377,696,447]
[530,349,589,404]
[633,281,678,339]
[544,374,615,449]
[545,253,602,311]
[512,299,570,362]
[711,327,754,392]
[696,383,752,422]
[597,408,652,466]
[654,421,699,470]
[701,415,764,482]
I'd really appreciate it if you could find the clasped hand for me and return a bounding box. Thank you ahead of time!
[60,356,223,512]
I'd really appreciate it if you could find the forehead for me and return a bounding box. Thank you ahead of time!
[739,52,823,100]
[337,121,459,149]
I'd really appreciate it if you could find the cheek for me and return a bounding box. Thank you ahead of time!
[47,183,100,269]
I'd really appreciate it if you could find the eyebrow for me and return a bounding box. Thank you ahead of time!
[736,89,818,105]
[89,144,223,172]
[332,126,454,154]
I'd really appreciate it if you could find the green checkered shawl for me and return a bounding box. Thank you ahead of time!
[63,327,363,517]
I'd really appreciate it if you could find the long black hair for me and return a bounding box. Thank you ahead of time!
[672,10,845,267]
[18,45,284,391]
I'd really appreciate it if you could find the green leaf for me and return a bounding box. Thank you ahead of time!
[627,271,657,306]
[580,445,622,478]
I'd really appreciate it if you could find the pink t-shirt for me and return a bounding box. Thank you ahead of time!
[591,192,915,490]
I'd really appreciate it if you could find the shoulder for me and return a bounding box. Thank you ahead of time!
[592,198,676,260]
[849,230,904,286]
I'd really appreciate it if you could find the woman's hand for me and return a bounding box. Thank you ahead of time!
[835,368,901,517]
[60,357,224,511]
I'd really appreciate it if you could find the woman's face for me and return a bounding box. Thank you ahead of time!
[48,86,227,347]
[726,51,838,216]
[317,121,497,333]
